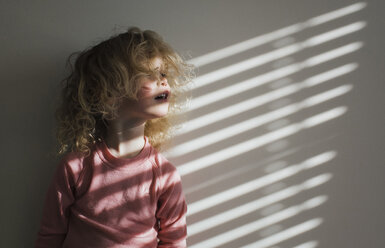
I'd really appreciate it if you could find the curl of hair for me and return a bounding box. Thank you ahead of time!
[56,27,194,156]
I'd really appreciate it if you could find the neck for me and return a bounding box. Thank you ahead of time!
[104,119,146,159]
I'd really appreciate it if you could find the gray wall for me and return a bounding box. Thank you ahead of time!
[1,0,384,247]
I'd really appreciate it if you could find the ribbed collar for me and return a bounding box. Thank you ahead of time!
[96,136,152,171]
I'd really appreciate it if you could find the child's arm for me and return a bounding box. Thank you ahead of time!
[35,158,76,248]
[156,156,188,248]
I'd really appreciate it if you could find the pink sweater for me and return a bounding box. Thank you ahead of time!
[35,137,187,248]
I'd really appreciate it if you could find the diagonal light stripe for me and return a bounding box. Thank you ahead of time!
[170,83,352,158]
[183,84,301,133]
[184,147,299,195]
[304,42,362,67]
[188,173,331,236]
[189,36,362,113]
[192,43,303,89]
[177,107,346,176]
[240,218,323,248]
[306,2,366,26]
[293,241,319,248]
[167,65,355,157]
[190,196,326,248]
[189,24,303,67]
[189,63,303,111]
[188,2,366,67]
[187,153,334,216]
[302,21,366,47]
[177,42,361,135]
[191,22,365,90]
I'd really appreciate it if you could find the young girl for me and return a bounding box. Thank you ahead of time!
[35,27,193,248]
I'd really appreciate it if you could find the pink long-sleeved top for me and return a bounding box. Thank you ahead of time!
[35,136,187,248]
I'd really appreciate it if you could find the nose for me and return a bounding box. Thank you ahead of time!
[159,78,168,87]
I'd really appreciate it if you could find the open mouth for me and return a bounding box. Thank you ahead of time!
[154,91,169,100]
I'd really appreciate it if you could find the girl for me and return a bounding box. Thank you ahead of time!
[35,27,193,248]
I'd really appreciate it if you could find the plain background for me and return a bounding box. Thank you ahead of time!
[0,0,384,247]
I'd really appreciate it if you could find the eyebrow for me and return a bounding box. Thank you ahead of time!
[153,66,167,72]
[149,60,167,71]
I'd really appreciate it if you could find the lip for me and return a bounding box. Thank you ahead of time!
[154,90,171,101]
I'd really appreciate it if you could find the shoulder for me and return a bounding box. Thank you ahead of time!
[55,146,97,184]
[58,151,86,175]
[150,149,183,187]
[151,148,178,175]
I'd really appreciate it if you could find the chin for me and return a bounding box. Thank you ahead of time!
[147,109,169,119]
[156,110,169,118]
[143,103,170,119]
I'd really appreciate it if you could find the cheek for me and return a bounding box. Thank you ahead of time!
[137,85,155,98]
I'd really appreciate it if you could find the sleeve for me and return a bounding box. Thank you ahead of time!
[156,155,188,248]
[35,158,76,248]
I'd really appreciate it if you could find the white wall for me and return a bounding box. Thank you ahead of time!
[1,0,384,247]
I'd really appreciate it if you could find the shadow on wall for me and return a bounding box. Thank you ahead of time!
[163,2,367,247]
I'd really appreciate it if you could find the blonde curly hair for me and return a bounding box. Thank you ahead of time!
[56,27,194,156]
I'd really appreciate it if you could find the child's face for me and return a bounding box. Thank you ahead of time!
[117,57,171,122]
